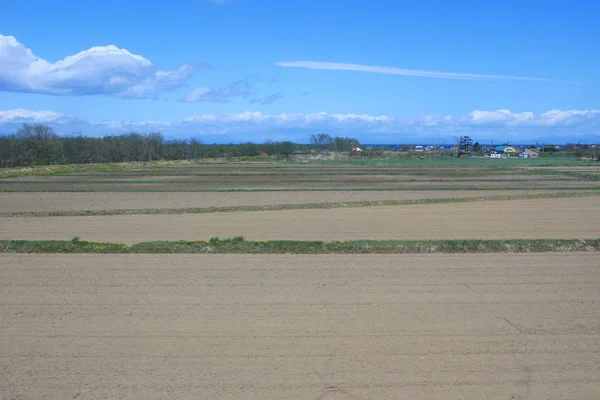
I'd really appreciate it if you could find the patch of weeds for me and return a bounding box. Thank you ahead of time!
[2,238,600,254]
[0,239,128,253]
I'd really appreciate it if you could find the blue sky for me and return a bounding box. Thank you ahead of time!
[0,0,599,143]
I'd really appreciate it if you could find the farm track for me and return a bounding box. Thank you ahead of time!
[2,197,598,244]
[1,253,599,399]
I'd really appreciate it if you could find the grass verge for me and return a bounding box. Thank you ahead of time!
[0,178,580,184]
[2,191,598,217]
[2,186,600,193]
[50,170,544,177]
[527,168,600,181]
[1,237,599,254]
[0,237,127,253]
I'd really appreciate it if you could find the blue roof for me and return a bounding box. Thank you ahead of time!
[494,145,508,151]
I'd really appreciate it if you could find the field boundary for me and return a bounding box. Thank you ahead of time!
[527,168,600,181]
[2,191,598,217]
[2,186,600,193]
[0,177,581,184]
[2,237,599,254]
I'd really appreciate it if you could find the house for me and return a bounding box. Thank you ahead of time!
[414,145,424,152]
[519,149,539,159]
[494,145,517,154]
[485,150,505,158]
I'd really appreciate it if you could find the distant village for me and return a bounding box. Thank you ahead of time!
[406,144,544,158]
[362,142,600,160]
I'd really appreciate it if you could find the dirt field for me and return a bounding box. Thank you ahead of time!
[0,189,571,213]
[2,179,596,191]
[2,196,598,243]
[1,253,599,399]
[3,163,597,191]
[2,162,600,399]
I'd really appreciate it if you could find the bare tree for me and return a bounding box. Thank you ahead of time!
[16,124,61,165]
[145,132,164,161]
[309,133,334,151]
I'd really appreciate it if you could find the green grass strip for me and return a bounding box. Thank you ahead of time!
[2,237,599,254]
[526,168,600,181]
[0,177,579,184]
[1,186,600,193]
[0,238,128,253]
[50,171,545,177]
[2,191,598,218]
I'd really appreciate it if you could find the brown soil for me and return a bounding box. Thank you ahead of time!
[2,179,597,191]
[2,197,598,243]
[0,189,569,213]
[7,173,577,182]
[50,166,552,175]
[1,253,599,399]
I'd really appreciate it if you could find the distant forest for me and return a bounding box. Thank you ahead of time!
[0,124,360,167]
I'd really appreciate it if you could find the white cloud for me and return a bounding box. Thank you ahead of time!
[464,110,536,124]
[182,111,392,126]
[0,34,195,98]
[0,108,80,124]
[276,61,564,82]
[1,108,599,142]
[461,109,600,128]
[539,109,600,125]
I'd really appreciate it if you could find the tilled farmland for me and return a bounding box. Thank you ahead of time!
[2,253,600,399]
[0,189,571,213]
[1,160,600,399]
[2,196,599,244]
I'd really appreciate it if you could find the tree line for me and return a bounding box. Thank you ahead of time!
[308,133,359,151]
[0,124,361,167]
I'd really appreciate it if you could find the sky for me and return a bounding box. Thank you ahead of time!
[0,0,599,144]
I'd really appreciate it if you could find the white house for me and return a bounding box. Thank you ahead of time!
[519,149,539,158]
[485,150,504,158]
[495,145,517,153]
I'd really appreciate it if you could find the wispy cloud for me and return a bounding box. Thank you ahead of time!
[184,77,284,104]
[250,91,284,105]
[276,61,563,82]
[183,78,255,103]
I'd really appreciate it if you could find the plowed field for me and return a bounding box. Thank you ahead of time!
[1,197,598,243]
[1,253,599,399]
